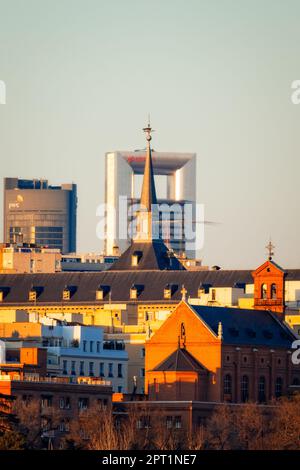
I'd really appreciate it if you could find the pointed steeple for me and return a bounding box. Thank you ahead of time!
[140,119,157,210]
[108,122,185,271]
[134,119,159,242]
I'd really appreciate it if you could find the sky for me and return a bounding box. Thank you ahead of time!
[0,0,299,269]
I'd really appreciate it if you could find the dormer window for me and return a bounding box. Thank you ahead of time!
[96,287,104,300]
[29,289,37,302]
[63,287,71,301]
[130,285,138,300]
[164,284,172,300]
[131,251,142,267]
[198,286,205,298]
[28,286,43,302]
[96,285,110,301]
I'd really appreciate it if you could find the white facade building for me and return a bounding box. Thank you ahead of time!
[42,324,128,393]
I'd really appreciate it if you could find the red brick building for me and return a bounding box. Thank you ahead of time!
[146,301,300,403]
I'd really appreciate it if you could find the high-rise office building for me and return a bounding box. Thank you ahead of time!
[3,178,77,253]
[104,150,196,257]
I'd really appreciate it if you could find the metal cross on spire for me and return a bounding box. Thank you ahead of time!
[266,239,275,260]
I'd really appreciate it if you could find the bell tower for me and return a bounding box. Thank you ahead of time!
[252,241,285,319]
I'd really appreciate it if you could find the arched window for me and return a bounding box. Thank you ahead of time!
[271,283,277,300]
[275,377,283,398]
[261,283,268,300]
[241,375,249,403]
[258,376,266,403]
[224,374,232,395]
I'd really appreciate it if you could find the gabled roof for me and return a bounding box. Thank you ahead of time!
[152,347,207,372]
[252,259,285,276]
[108,241,185,271]
[191,304,297,348]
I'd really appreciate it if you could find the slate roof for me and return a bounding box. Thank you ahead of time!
[192,304,297,348]
[0,269,299,306]
[152,347,207,372]
[108,241,185,271]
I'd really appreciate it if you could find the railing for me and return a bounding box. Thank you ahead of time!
[0,374,111,387]
[255,299,283,306]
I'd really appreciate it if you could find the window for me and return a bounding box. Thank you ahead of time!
[166,416,173,429]
[130,286,137,300]
[211,289,216,301]
[78,398,89,410]
[261,283,267,300]
[41,395,53,408]
[164,286,171,299]
[271,283,277,300]
[71,361,76,376]
[59,397,71,409]
[41,417,51,432]
[136,416,150,429]
[243,356,248,363]
[175,416,182,429]
[63,360,68,375]
[117,363,123,378]
[63,289,70,301]
[241,375,249,403]
[59,419,70,432]
[224,374,232,395]
[96,288,104,300]
[275,377,283,398]
[89,362,94,377]
[258,376,266,403]
[140,368,145,378]
[131,254,139,266]
[99,362,105,377]
[198,287,205,298]
[83,340,87,352]
[117,386,123,393]
[79,361,84,376]
[108,363,113,378]
[29,289,37,301]
[141,348,145,358]
[96,341,100,353]
[90,341,94,353]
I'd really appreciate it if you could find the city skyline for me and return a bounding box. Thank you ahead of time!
[0,0,300,269]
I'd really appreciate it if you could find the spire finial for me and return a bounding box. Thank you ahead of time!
[266,239,275,261]
[143,117,153,142]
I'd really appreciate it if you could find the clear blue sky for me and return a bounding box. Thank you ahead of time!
[0,0,299,268]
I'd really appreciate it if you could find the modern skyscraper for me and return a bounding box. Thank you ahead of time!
[104,143,196,257]
[3,178,77,253]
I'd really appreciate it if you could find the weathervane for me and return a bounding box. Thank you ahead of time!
[266,239,275,260]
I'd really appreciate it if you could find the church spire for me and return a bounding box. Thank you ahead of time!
[134,118,159,242]
[140,118,157,210]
